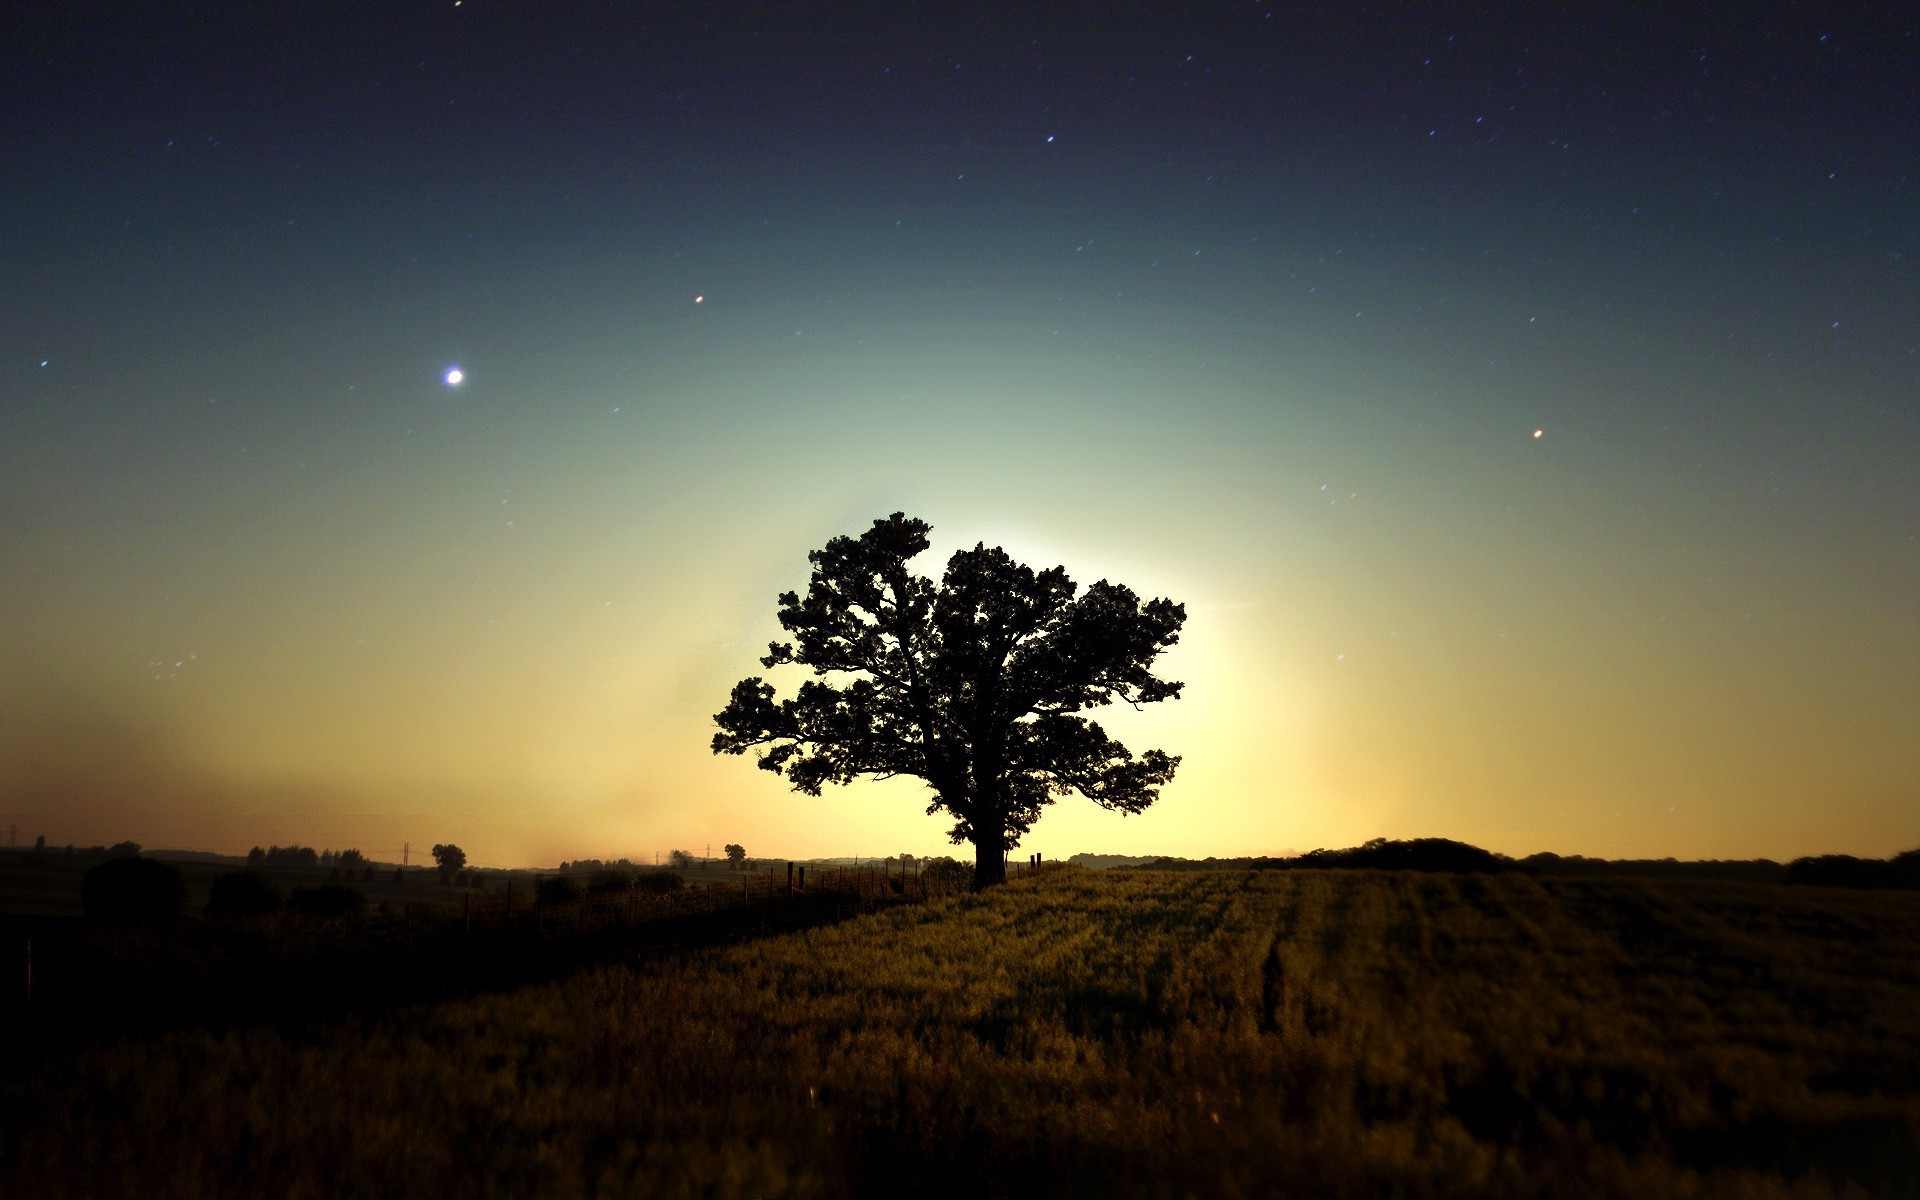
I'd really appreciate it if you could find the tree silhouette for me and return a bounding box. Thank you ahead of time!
[714,513,1184,888]
[724,843,746,868]
[432,842,466,884]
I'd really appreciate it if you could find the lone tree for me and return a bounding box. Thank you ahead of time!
[431,842,466,884]
[724,843,746,868]
[713,513,1185,889]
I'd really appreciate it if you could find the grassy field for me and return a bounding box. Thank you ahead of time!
[3,868,1917,1198]
[0,850,782,920]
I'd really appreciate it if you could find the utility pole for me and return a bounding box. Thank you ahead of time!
[403,841,410,868]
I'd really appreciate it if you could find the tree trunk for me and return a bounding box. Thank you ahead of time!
[971,823,1007,890]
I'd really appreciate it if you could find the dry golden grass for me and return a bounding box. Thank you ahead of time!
[3,869,1917,1198]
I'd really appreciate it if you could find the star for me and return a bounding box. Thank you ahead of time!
[444,367,465,386]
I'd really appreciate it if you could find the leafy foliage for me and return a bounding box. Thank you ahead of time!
[714,513,1184,886]
[431,843,466,884]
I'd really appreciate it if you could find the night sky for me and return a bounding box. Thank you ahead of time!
[4,3,1915,867]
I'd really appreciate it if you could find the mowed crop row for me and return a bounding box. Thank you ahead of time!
[4,869,1917,1198]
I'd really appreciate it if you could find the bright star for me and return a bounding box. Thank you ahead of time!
[694,294,705,304]
[444,367,465,386]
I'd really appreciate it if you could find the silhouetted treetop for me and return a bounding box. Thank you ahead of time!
[714,512,1184,888]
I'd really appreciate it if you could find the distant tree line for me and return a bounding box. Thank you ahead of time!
[1139,839,1525,875]
[1782,850,1920,889]
[533,869,685,906]
[241,845,383,884]
[556,857,639,873]
[1131,839,1778,880]
[1113,839,1920,886]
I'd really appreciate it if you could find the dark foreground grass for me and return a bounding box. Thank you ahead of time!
[3,869,1917,1198]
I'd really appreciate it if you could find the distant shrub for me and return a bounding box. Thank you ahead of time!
[207,870,283,918]
[537,876,581,905]
[636,871,684,894]
[922,857,972,888]
[83,856,186,924]
[1320,838,1518,874]
[107,840,142,859]
[587,869,636,895]
[287,885,368,919]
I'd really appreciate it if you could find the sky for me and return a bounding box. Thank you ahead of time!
[3,2,1915,868]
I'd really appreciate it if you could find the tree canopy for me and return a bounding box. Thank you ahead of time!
[431,843,466,883]
[713,513,1184,887]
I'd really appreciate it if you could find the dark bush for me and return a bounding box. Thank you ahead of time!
[207,870,282,918]
[83,856,186,923]
[636,870,684,894]
[1327,838,1517,874]
[107,840,142,858]
[1785,855,1894,888]
[921,857,973,888]
[287,885,368,919]
[1894,850,1920,888]
[587,869,636,895]
[537,876,581,905]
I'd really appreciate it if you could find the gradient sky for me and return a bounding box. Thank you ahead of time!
[4,3,1915,867]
